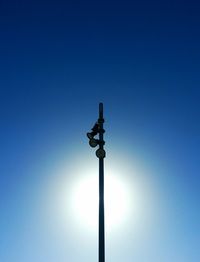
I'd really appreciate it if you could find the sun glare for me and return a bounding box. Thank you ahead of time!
[70,168,131,232]
[43,152,156,237]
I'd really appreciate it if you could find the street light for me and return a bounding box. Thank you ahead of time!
[86,102,106,262]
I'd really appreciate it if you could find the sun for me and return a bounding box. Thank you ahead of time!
[70,169,131,232]
[41,153,156,238]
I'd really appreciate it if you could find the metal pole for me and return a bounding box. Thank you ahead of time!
[98,103,105,262]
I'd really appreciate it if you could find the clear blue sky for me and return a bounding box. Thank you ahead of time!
[0,1,200,261]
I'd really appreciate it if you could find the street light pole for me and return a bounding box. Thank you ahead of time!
[98,103,105,262]
[86,103,106,262]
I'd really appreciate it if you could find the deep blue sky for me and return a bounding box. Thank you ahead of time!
[0,1,200,261]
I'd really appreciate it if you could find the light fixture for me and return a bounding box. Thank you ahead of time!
[87,122,101,148]
[89,138,99,148]
[87,122,99,139]
[87,131,97,140]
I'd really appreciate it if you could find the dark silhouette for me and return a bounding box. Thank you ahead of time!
[87,103,106,262]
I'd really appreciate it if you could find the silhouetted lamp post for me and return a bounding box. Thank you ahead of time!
[87,103,106,262]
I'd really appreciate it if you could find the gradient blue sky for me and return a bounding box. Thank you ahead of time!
[0,1,200,261]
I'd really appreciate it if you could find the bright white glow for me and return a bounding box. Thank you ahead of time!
[70,168,132,232]
[41,150,158,238]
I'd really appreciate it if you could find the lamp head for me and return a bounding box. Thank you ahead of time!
[89,138,99,148]
[87,122,99,140]
[87,131,98,140]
